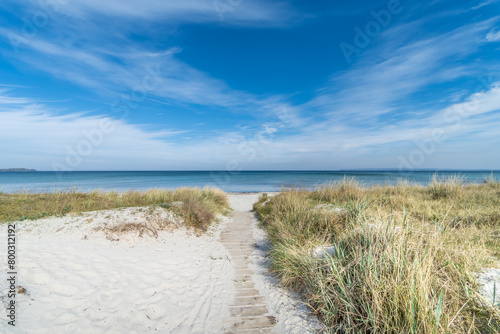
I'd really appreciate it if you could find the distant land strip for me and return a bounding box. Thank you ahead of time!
[0,168,37,172]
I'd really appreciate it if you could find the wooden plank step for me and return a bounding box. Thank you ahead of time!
[234,269,253,275]
[235,328,274,333]
[235,281,255,289]
[235,289,260,297]
[228,251,253,257]
[232,296,266,305]
[230,305,268,317]
[231,260,250,267]
[234,278,254,284]
[223,316,277,330]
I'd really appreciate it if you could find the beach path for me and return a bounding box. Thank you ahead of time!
[222,195,277,333]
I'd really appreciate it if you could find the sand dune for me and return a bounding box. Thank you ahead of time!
[0,194,322,333]
[1,206,235,333]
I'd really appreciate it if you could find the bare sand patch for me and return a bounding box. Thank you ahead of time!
[0,207,235,333]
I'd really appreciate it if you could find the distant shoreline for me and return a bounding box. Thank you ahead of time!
[0,168,37,172]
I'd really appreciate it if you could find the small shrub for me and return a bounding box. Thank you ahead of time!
[428,175,464,200]
[179,198,213,231]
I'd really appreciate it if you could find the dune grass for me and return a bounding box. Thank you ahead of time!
[254,176,500,333]
[0,187,229,231]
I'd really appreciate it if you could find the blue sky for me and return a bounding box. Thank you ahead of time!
[0,0,499,171]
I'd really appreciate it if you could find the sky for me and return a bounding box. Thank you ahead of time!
[0,0,499,171]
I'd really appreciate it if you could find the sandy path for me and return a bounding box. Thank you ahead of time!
[224,194,324,333]
[221,210,276,332]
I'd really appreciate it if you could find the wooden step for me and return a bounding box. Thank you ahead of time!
[230,305,268,317]
[223,316,277,330]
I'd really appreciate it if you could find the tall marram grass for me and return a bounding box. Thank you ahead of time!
[0,187,229,231]
[255,176,500,333]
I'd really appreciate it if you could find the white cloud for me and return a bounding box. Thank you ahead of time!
[485,29,500,41]
[0,93,177,170]
[230,18,500,169]
[472,0,499,10]
[231,84,500,169]
[19,0,298,27]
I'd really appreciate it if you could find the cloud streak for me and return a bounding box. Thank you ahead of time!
[486,29,500,42]
[15,0,299,27]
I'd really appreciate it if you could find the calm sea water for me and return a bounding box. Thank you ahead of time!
[0,170,498,193]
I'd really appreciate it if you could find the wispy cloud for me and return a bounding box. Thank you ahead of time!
[239,16,500,168]
[306,19,494,124]
[16,0,298,27]
[472,0,500,10]
[485,29,500,42]
[233,84,500,169]
[0,29,250,107]
[0,0,299,116]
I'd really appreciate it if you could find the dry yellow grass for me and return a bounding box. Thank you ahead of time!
[0,187,229,232]
[254,176,500,333]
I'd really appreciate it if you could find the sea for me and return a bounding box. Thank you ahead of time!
[0,170,498,193]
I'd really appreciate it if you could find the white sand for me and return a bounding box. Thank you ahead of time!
[0,193,323,333]
[226,192,277,212]
[477,268,500,309]
[1,207,235,333]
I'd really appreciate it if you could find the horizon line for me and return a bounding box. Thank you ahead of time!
[4,169,500,172]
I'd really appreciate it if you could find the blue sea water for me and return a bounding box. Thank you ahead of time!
[0,170,498,194]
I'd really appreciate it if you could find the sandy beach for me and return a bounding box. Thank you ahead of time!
[2,0,499,330]
[0,193,323,333]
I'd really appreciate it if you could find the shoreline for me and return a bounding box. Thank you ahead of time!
[1,171,498,195]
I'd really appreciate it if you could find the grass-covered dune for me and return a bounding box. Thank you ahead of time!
[0,187,229,231]
[254,176,500,333]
